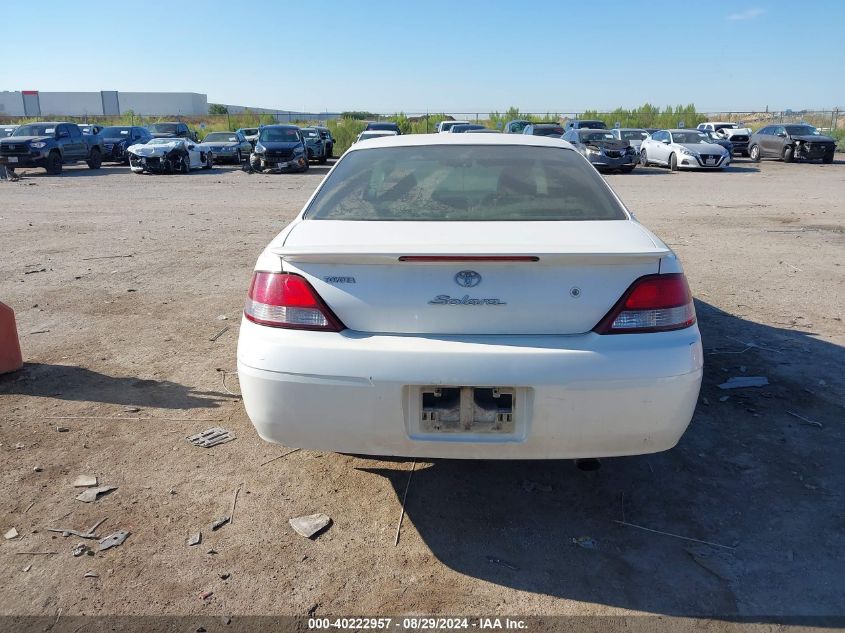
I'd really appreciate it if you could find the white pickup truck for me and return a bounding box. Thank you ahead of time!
[697,122,753,156]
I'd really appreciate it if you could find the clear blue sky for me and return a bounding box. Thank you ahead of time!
[2,0,842,113]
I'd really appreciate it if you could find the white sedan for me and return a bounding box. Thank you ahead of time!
[639,129,730,170]
[127,138,213,174]
[237,134,703,460]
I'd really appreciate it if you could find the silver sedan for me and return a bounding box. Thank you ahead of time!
[639,129,731,171]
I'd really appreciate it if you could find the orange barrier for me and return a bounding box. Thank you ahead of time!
[0,302,23,374]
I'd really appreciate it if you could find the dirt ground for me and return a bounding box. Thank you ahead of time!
[1,156,843,626]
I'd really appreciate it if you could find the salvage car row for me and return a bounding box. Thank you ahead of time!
[0,121,337,175]
[0,117,838,176]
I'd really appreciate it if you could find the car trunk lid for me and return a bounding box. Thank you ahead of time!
[272,220,668,335]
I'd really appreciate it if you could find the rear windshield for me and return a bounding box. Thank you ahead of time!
[102,127,132,136]
[148,123,178,133]
[304,145,626,221]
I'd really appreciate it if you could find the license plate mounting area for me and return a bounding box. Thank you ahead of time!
[419,386,515,434]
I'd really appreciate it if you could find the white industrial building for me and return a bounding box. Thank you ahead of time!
[0,90,209,116]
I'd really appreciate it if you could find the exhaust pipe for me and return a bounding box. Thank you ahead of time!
[575,458,601,471]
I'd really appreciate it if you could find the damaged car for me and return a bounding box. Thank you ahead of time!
[127,137,213,174]
[748,124,836,164]
[249,125,309,173]
[562,128,637,172]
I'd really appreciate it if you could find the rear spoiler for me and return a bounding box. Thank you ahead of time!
[271,245,670,265]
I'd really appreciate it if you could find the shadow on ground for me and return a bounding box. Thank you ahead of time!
[359,300,845,620]
[0,363,234,409]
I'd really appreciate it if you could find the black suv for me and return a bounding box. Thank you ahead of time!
[147,122,198,141]
[748,124,835,163]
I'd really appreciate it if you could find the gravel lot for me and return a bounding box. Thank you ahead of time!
[1,157,843,625]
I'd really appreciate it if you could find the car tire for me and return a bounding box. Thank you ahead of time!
[203,153,213,170]
[749,145,761,162]
[301,159,309,173]
[318,151,327,164]
[86,148,102,169]
[180,154,191,174]
[235,150,242,164]
[640,149,648,166]
[783,146,794,163]
[306,148,313,161]
[46,151,62,175]
[822,152,834,164]
[669,153,678,171]
[327,144,333,159]
[249,153,263,172]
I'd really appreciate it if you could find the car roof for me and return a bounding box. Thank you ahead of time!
[262,124,300,130]
[616,127,646,131]
[348,132,575,151]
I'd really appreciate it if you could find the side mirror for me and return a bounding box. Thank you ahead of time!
[776,132,787,138]
[187,144,195,150]
[661,139,670,144]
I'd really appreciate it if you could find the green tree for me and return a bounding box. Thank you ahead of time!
[209,103,229,115]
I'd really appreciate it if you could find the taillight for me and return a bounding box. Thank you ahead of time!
[593,273,696,334]
[244,272,344,331]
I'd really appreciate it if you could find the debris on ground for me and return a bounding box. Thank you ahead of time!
[187,532,202,546]
[571,536,598,549]
[289,513,332,539]
[187,427,235,448]
[718,376,770,390]
[56,426,70,432]
[124,407,141,413]
[219,573,230,580]
[613,520,735,550]
[211,517,230,531]
[486,556,519,571]
[209,326,229,342]
[4,527,19,540]
[206,548,218,555]
[521,480,553,493]
[216,315,228,321]
[76,485,117,503]
[97,530,130,552]
[200,591,214,600]
[72,543,91,557]
[84,571,99,579]
[73,474,98,488]
[22,564,32,573]
[786,410,824,428]
[47,518,107,539]
[259,448,300,467]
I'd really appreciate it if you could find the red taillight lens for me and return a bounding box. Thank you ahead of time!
[594,273,696,334]
[244,272,344,331]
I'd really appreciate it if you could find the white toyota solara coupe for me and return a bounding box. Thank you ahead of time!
[237,134,703,460]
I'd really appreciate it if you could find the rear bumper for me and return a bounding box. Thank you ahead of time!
[237,319,703,459]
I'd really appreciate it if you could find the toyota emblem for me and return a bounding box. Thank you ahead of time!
[454,270,482,288]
